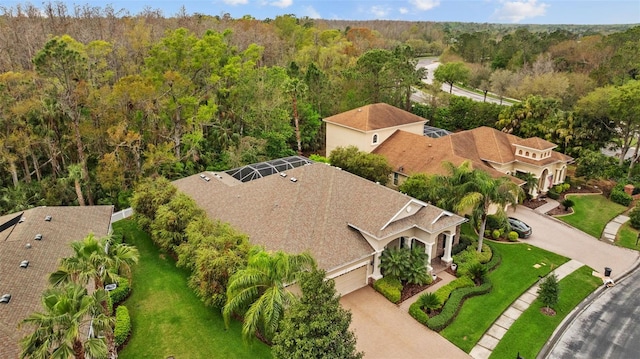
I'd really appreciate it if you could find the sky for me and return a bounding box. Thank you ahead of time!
[3,0,639,24]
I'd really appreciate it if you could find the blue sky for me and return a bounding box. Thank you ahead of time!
[3,0,639,24]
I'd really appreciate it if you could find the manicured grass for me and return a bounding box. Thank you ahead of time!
[617,222,640,251]
[113,220,272,359]
[557,194,627,238]
[440,242,568,352]
[489,265,602,359]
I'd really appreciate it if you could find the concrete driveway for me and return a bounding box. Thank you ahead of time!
[508,206,639,279]
[340,286,471,359]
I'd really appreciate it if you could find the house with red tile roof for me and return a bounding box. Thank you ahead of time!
[324,104,572,197]
[174,162,466,297]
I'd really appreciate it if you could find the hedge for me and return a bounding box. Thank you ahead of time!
[433,277,474,306]
[373,276,403,303]
[426,278,493,332]
[114,305,131,348]
[108,277,131,305]
[484,246,502,272]
[409,301,429,326]
[610,188,633,206]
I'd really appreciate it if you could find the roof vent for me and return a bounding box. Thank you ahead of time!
[200,174,206,178]
[19,217,25,223]
[0,294,11,304]
[35,234,43,241]
[25,243,32,249]
[20,260,29,268]
[45,215,52,222]
[280,172,287,178]
[204,177,211,182]
[290,177,298,183]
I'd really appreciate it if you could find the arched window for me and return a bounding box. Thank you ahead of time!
[532,153,537,158]
[525,151,530,157]
[372,133,379,144]
[518,149,523,155]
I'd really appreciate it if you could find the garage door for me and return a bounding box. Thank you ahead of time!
[332,264,368,296]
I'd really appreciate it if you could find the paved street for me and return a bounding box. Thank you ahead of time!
[546,266,640,358]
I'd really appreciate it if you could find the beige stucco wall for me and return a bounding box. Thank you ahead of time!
[325,122,425,156]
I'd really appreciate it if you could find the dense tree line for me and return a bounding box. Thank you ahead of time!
[1,3,639,214]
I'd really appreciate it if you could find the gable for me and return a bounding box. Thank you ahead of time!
[323,103,427,132]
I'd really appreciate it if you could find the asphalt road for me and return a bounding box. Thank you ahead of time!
[415,58,512,106]
[546,266,640,359]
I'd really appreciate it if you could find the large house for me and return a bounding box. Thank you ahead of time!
[0,206,114,358]
[173,158,466,296]
[324,103,573,196]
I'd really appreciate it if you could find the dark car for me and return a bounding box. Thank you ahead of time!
[508,217,532,238]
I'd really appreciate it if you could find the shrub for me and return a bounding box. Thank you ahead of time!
[408,292,442,325]
[547,190,560,200]
[405,247,431,285]
[610,188,633,206]
[561,198,575,210]
[538,274,560,310]
[433,276,474,305]
[553,184,565,193]
[484,246,502,272]
[114,305,131,348]
[485,214,509,232]
[426,278,492,331]
[108,277,131,305]
[373,276,403,303]
[562,183,570,191]
[507,231,519,241]
[454,244,492,277]
[467,263,487,285]
[491,229,501,239]
[630,203,640,229]
[379,247,410,279]
[451,235,472,256]
[409,301,430,325]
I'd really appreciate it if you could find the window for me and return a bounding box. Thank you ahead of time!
[533,153,537,158]
[525,151,530,157]
[393,172,399,186]
[372,133,379,144]
[518,149,523,155]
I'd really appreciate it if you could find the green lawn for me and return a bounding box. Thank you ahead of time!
[489,265,602,359]
[440,242,568,353]
[113,220,272,359]
[617,222,640,251]
[557,194,627,238]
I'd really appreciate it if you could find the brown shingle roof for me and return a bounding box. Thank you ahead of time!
[0,206,113,359]
[516,137,557,150]
[322,103,427,132]
[174,163,464,271]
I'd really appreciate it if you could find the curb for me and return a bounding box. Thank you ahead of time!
[537,254,640,359]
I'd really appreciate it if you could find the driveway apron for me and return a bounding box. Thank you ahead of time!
[340,286,471,359]
[508,206,639,279]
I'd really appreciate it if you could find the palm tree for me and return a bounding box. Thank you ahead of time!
[223,247,315,342]
[49,234,139,357]
[516,171,539,199]
[20,284,112,359]
[418,292,441,315]
[455,169,524,252]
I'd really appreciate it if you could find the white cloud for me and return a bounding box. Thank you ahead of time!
[370,5,391,18]
[399,7,409,14]
[270,0,293,8]
[222,0,248,5]
[303,5,321,19]
[409,0,440,11]
[494,0,549,23]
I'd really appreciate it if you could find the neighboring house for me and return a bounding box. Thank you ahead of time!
[324,103,572,197]
[0,206,114,358]
[173,159,466,297]
[374,127,572,196]
[323,102,427,156]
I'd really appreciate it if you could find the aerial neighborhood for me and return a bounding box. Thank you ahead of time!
[1,2,640,358]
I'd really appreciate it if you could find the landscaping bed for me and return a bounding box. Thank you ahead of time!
[399,277,442,303]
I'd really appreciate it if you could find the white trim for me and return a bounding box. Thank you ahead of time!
[327,260,370,279]
[430,210,454,225]
[380,199,429,231]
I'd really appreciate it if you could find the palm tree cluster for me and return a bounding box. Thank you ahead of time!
[20,234,139,359]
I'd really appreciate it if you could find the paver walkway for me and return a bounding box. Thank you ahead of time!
[469,259,584,359]
[602,214,630,242]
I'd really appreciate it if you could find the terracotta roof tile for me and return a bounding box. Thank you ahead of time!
[0,206,113,358]
[322,103,427,132]
[174,163,464,271]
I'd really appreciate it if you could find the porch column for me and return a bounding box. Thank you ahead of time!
[441,233,454,264]
[425,242,434,273]
[403,237,411,249]
[371,251,383,280]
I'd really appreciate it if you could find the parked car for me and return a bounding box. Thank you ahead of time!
[508,217,532,238]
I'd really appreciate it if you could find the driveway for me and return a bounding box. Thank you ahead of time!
[508,206,639,279]
[340,286,471,359]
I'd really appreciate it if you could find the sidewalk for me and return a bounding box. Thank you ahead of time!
[469,259,584,359]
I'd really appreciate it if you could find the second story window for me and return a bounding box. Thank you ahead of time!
[372,133,379,144]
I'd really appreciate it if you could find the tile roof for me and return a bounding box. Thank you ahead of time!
[373,127,573,184]
[0,206,113,359]
[322,103,427,132]
[173,163,464,271]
